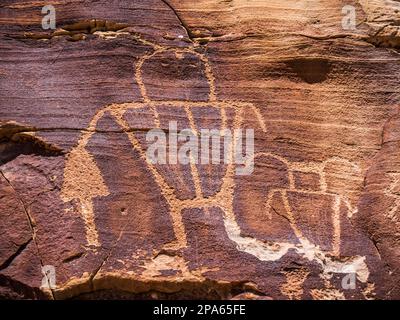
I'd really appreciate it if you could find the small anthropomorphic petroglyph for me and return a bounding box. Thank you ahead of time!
[263,154,362,255]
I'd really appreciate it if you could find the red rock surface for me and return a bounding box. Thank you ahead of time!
[0,0,399,299]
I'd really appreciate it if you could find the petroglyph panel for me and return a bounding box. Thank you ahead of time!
[1,0,399,300]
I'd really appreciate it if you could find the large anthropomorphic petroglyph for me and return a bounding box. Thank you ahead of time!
[61,37,266,248]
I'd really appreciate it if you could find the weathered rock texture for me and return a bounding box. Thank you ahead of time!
[0,0,400,300]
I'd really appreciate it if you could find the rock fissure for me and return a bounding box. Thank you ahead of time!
[0,238,32,271]
[0,170,55,299]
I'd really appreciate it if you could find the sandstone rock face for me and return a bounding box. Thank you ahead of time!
[0,0,399,300]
